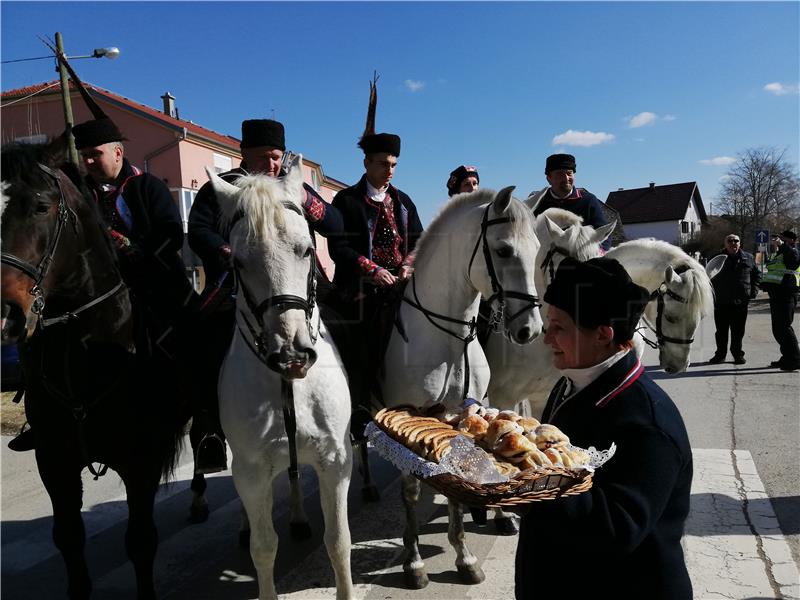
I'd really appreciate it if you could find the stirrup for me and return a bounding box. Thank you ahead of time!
[194,433,228,475]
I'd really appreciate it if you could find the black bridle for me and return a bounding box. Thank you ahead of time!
[539,244,573,286]
[401,200,541,400]
[638,266,695,349]
[0,163,124,329]
[234,201,319,365]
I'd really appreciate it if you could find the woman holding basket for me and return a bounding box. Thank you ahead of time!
[515,257,693,599]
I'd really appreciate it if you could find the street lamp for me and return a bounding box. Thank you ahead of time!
[1,33,120,166]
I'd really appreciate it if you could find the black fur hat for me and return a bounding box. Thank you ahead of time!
[72,118,125,150]
[358,73,401,157]
[544,257,650,344]
[240,119,286,150]
[545,153,576,174]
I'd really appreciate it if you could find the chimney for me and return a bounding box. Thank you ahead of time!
[617,187,624,191]
[649,182,655,190]
[161,92,176,118]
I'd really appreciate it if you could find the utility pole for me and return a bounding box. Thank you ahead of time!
[55,32,79,167]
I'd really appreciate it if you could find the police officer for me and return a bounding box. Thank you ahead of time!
[187,119,342,472]
[529,153,612,251]
[762,230,800,371]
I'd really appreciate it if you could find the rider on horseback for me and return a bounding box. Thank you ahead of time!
[8,117,194,451]
[327,76,424,440]
[187,118,342,473]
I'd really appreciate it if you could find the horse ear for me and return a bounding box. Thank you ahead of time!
[206,167,239,205]
[284,152,304,189]
[664,264,679,283]
[44,133,70,167]
[591,221,616,245]
[493,186,516,214]
[541,214,564,242]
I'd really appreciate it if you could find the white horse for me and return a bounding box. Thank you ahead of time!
[210,159,354,600]
[486,210,714,419]
[606,238,714,374]
[381,186,543,588]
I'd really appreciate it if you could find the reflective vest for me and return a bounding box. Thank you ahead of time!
[763,250,800,287]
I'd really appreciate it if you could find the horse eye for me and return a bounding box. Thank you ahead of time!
[35,201,50,214]
[495,246,512,259]
[303,247,313,258]
[664,315,677,324]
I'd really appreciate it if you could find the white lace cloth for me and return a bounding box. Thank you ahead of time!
[365,421,616,485]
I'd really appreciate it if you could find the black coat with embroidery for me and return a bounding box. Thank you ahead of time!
[515,351,693,600]
[188,167,342,285]
[328,175,423,294]
[533,187,612,250]
[86,159,192,322]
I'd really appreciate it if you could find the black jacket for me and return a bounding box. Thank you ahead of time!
[711,249,760,305]
[532,187,612,250]
[188,167,342,285]
[516,351,693,600]
[86,159,192,322]
[329,175,423,294]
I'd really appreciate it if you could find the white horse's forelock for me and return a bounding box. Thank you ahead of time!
[1,181,9,220]
[219,173,302,242]
[538,207,583,227]
[414,188,534,264]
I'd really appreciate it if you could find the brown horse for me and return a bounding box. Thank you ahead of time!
[1,138,188,600]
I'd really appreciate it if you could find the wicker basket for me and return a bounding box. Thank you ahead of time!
[372,408,594,509]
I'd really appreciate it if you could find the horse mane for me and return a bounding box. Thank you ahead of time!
[414,188,535,264]
[1,142,53,187]
[538,207,583,227]
[219,173,302,242]
[621,238,714,317]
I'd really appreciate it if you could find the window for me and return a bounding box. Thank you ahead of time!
[213,153,232,174]
[681,221,689,234]
[310,169,320,190]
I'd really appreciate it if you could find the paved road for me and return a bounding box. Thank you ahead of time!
[2,301,799,599]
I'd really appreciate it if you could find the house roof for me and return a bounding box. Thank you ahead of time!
[605,182,708,225]
[2,80,241,152]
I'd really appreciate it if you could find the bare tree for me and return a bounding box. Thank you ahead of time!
[716,147,800,251]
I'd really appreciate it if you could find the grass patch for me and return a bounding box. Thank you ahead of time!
[1,391,26,435]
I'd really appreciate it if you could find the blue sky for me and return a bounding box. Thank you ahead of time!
[2,1,798,225]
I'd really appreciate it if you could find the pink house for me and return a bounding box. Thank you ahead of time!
[1,81,345,288]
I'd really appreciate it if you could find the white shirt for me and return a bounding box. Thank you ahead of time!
[366,180,388,203]
[560,349,630,397]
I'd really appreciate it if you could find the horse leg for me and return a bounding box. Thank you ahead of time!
[316,458,355,600]
[448,499,485,584]
[288,471,312,540]
[188,419,209,523]
[491,506,520,536]
[234,460,279,600]
[400,473,428,589]
[39,457,91,599]
[121,467,160,600]
[357,441,380,502]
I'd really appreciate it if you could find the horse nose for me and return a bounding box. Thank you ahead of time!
[514,326,533,344]
[266,347,317,379]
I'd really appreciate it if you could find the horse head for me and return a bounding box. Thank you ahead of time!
[641,263,708,374]
[209,156,318,379]
[1,137,123,339]
[533,212,613,298]
[471,186,543,344]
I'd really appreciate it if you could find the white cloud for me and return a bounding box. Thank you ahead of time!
[763,82,799,96]
[627,112,657,128]
[551,129,615,147]
[404,79,425,92]
[663,114,677,121]
[719,175,731,182]
[699,156,736,166]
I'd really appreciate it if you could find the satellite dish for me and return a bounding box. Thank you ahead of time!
[705,254,727,280]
